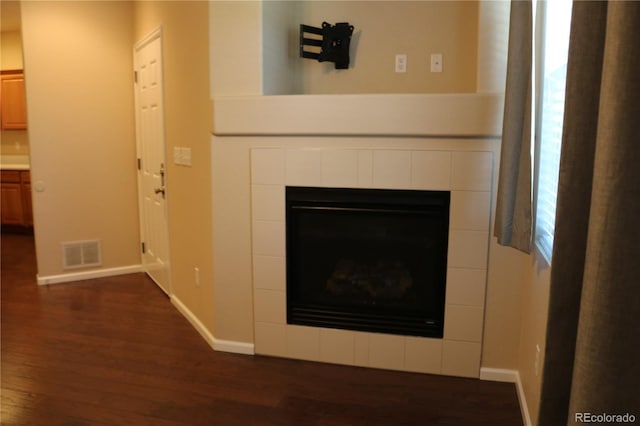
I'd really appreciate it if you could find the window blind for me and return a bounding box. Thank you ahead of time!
[535,0,573,263]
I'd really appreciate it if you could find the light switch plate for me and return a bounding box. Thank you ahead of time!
[431,53,443,73]
[182,147,192,166]
[173,147,193,166]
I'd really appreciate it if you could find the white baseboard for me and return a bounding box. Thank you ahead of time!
[480,368,531,426]
[479,367,518,383]
[170,295,216,349]
[37,264,143,285]
[212,338,255,355]
[170,295,255,355]
[515,371,533,426]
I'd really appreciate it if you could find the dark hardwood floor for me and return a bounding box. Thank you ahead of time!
[1,232,523,425]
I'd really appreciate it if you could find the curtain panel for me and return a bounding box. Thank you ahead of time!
[494,0,533,254]
[538,2,640,425]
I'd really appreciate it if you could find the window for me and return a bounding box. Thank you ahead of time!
[534,0,573,263]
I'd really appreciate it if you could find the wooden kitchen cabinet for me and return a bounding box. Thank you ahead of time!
[1,170,32,227]
[1,71,28,130]
[21,172,33,227]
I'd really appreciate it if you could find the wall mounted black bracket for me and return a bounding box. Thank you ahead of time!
[300,22,354,70]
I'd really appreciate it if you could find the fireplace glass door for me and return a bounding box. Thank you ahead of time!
[286,187,450,338]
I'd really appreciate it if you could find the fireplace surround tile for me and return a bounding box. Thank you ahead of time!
[372,150,412,188]
[253,255,286,291]
[410,150,451,190]
[448,230,490,269]
[251,185,285,221]
[405,336,443,374]
[443,305,485,342]
[251,148,284,184]
[286,149,322,186]
[445,268,487,307]
[451,151,493,191]
[286,325,321,361]
[254,289,286,324]
[321,150,359,188]
[357,151,374,187]
[354,332,370,367]
[250,147,494,378]
[442,340,482,378]
[252,220,285,257]
[450,191,491,231]
[368,333,405,370]
[254,322,286,357]
[320,328,356,365]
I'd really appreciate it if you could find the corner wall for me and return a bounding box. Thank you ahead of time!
[21,1,140,278]
[134,1,215,336]
[516,256,551,425]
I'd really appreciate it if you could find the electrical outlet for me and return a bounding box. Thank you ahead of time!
[534,344,541,376]
[194,267,200,287]
[395,54,407,73]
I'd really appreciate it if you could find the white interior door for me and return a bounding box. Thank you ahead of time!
[134,29,171,295]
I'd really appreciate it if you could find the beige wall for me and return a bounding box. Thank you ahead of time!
[517,255,551,425]
[21,1,140,276]
[298,1,478,94]
[215,0,477,96]
[134,1,215,334]
[213,1,444,97]
[477,0,509,92]
[210,1,262,96]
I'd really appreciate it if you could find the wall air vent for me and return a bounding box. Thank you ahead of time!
[62,240,102,270]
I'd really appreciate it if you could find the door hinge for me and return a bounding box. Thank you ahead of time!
[141,242,146,254]
[137,158,141,170]
[134,70,138,83]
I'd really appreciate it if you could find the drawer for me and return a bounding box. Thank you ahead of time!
[1,170,21,183]
[20,171,30,183]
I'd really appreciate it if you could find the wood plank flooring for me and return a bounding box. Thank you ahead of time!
[1,233,523,425]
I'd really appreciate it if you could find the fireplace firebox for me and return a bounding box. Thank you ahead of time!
[286,186,450,338]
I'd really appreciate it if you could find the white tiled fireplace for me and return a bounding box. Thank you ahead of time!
[250,146,493,378]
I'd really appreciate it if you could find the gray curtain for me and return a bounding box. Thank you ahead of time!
[494,0,533,254]
[538,2,640,425]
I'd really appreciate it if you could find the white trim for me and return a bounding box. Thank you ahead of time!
[37,264,143,285]
[480,368,531,426]
[214,94,504,137]
[479,367,518,383]
[212,338,255,355]
[170,295,216,349]
[170,295,255,356]
[515,371,533,426]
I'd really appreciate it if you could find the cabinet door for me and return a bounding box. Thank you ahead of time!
[22,178,33,226]
[1,73,28,130]
[1,183,25,225]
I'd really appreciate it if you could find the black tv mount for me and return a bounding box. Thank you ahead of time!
[300,22,354,70]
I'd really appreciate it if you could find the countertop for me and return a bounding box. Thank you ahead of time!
[1,155,30,170]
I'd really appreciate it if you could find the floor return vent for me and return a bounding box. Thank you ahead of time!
[62,240,102,269]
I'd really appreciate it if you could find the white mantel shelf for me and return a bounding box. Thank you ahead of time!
[213,93,504,138]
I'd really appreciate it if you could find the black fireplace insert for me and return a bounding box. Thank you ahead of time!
[286,186,450,338]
